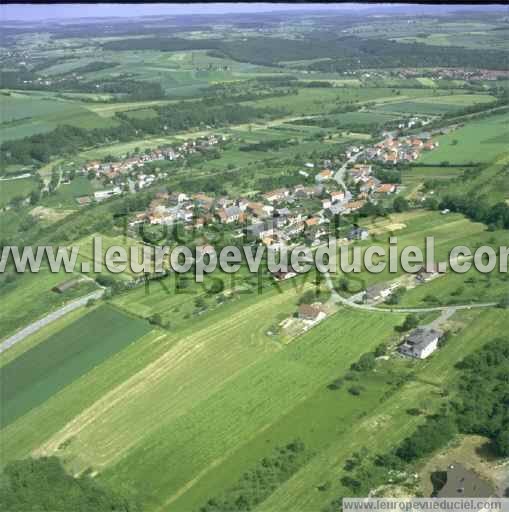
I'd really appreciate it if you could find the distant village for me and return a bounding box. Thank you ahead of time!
[74,129,440,254]
[74,134,225,205]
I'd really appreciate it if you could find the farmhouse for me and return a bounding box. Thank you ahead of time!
[348,227,369,241]
[377,183,397,194]
[217,206,242,224]
[343,200,366,213]
[416,264,442,283]
[399,327,443,359]
[52,278,81,294]
[365,282,399,302]
[94,187,121,201]
[315,169,333,182]
[298,304,327,322]
[272,270,297,281]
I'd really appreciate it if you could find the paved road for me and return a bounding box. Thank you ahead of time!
[0,289,105,354]
[333,151,362,193]
[322,271,496,314]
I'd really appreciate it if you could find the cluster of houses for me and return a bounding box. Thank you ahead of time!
[348,162,399,201]
[130,159,380,251]
[134,184,329,249]
[76,134,226,205]
[363,133,439,164]
[398,67,509,82]
[84,134,225,180]
[363,265,443,305]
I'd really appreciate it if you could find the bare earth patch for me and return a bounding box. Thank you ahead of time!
[30,206,74,223]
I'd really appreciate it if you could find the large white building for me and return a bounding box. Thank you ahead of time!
[399,327,443,359]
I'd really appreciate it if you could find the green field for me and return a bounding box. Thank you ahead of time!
[254,308,509,512]
[2,10,509,509]
[401,165,466,192]
[0,268,98,340]
[245,88,447,116]
[41,176,101,208]
[375,94,495,115]
[0,304,151,428]
[0,91,122,143]
[419,111,509,164]
[0,176,38,207]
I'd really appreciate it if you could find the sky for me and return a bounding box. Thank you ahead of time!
[0,3,502,22]
[1,3,372,21]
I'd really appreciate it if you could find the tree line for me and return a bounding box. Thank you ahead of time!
[0,101,285,165]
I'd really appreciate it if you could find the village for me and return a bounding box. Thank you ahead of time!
[117,129,440,250]
[86,128,445,363]
[74,133,226,205]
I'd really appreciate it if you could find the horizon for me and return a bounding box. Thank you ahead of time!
[0,3,505,23]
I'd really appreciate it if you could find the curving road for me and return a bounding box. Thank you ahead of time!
[322,271,497,315]
[0,289,105,354]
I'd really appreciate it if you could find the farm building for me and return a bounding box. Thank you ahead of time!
[399,327,443,359]
[298,304,327,322]
[272,270,297,281]
[365,282,399,302]
[76,195,92,206]
[94,187,121,201]
[348,227,369,241]
[416,264,442,283]
[52,278,81,294]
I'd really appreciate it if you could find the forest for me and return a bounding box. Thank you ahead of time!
[0,457,140,512]
[102,34,509,69]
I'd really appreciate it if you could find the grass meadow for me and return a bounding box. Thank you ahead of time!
[0,304,150,428]
[0,176,38,207]
[419,111,509,165]
[0,268,98,340]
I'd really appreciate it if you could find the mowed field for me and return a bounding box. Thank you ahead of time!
[3,287,506,511]
[374,93,495,115]
[243,87,456,116]
[345,210,492,289]
[0,304,151,428]
[1,206,508,510]
[0,91,121,142]
[254,308,509,512]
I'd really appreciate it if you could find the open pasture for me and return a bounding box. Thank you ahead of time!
[0,175,38,207]
[401,165,465,189]
[0,304,151,428]
[0,267,98,341]
[419,111,509,165]
[88,308,401,510]
[334,210,504,299]
[375,94,495,115]
[245,87,441,116]
[41,176,102,208]
[0,91,121,142]
[255,307,509,512]
[72,233,156,277]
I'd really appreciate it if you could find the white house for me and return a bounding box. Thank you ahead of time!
[399,328,443,359]
[94,187,121,201]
